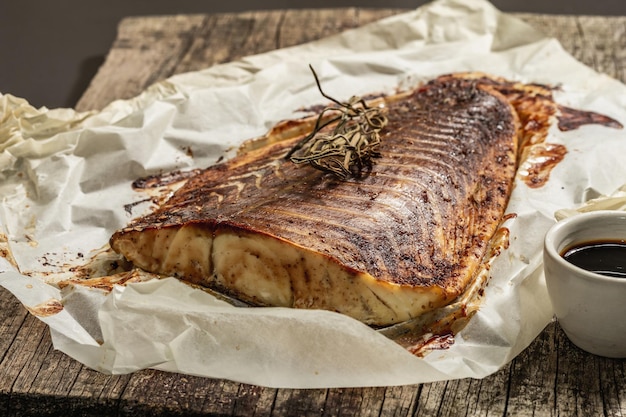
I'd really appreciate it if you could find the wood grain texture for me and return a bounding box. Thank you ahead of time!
[2,8,626,417]
[75,8,404,111]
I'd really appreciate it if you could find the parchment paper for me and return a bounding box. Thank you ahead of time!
[2,0,626,388]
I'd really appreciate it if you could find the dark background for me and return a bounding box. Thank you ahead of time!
[1,0,625,109]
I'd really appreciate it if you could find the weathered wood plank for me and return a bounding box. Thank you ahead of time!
[506,320,558,416]
[0,306,49,393]
[271,388,328,417]
[0,287,29,362]
[599,360,626,417]
[555,334,606,416]
[75,8,405,112]
[67,369,132,416]
[75,14,208,112]
[378,385,419,417]
[518,14,626,83]
[232,383,277,416]
[2,8,626,417]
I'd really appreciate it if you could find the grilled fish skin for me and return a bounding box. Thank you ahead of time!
[110,75,520,326]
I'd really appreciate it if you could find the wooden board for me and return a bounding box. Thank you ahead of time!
[2,8,626,416]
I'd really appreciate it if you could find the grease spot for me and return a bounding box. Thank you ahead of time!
[26,299,63,317]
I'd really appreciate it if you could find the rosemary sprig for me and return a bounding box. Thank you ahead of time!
[286,65,388,179]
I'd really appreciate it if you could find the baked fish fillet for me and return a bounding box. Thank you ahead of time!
[110,75,520,326]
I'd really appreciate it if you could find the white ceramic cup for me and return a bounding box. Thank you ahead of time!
[543,210,626,358]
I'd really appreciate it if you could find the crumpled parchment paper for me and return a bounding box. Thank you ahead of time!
[1,0,626,388]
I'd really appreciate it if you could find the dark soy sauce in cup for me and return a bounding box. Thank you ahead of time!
[561,240,626,278]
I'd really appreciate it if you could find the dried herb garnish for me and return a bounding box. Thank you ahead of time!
[286,65,388,179]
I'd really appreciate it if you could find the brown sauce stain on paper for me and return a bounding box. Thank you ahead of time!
[513,95,621,188]
[124,198,155,215]
[58,269,144,292]
[520,143,568,189]
[125,170,206,216]
[27,299,64,317]
[557,105,623,131]
[410,333,456,357]
[487,225,511,259]
[132,169,202,190]
[0,232,19,271]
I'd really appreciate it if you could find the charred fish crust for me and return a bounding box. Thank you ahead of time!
[110,74,521,326]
